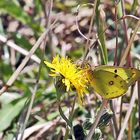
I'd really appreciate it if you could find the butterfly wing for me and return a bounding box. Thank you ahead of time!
[94,66,140,86]
[88,70,128,99]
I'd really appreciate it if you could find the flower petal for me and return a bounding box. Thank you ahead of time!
[44,56,89,104]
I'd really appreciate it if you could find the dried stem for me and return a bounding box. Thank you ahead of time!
[119,18,140,66]
[121,0,131,67]
[0,34,40,63]
[117,85,137,140]
[114,2,119,66]
[0,19,56,96]
[20,32,47,140]
[83,0,98,61]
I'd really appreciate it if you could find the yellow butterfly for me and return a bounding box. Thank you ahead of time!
[87,66,140,99]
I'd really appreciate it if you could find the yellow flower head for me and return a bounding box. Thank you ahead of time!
[44,55,88,103]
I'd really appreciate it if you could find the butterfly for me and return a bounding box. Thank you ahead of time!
[86,66,140,99]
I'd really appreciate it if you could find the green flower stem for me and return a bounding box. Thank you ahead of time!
[69,96,76,140]
[58,104,72,127]
[69,96,76,122]
[58,95,76,140]
[86,99,108,140]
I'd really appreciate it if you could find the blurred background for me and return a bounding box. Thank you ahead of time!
[0,0,140,139]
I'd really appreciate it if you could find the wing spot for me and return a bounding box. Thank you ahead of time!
[120,80,123,84]
[109,81,114,85]
[114,69,117,73]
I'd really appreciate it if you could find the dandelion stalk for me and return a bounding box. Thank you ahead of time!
[69,96,77,140]
[58,96,77,140]
[44,56,88,139]
[58,103,72,128]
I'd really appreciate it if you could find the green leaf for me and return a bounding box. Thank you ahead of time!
[95,0,108,65]
[0,0,43,33]
[0,97,27,132]
[131,0,138,14]
[12,33,32,50]
[0,61,13,81]
[0,92,21,105]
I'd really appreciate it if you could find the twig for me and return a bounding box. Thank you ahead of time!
[83,0,98,61]
[113,2,119,66]
[121,0,129,46]
[19,32,47,140]
[0,34,40,64]
[0,20,56,96]
[117,84,137,140]
[86,99,108,140]
[19,1,55,137]
[76,4,94,43]
[20,83,38,140]
[35,117,63,138]
[85,1,97,47]
[17,117,63,139]
[119,18,140,66]
[121,15,140,20]
[110,100,119,138]
[75,14,139,44]
[121,0,131,67]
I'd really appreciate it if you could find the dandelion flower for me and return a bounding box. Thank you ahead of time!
[44,55,88,103]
